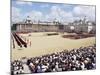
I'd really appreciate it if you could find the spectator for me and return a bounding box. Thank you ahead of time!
[11,45,96,74]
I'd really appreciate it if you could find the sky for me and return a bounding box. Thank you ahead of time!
[12,0,96,23]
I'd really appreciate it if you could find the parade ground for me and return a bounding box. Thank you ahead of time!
[11,32,95,60]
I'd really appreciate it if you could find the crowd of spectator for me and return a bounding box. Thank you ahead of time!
[11,44,96,75]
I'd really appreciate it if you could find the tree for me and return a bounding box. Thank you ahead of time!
[11,24,17,31]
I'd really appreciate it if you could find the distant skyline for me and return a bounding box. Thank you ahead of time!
[12,0,96,23]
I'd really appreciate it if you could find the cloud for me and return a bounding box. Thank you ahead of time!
[25,10,43,22]
[45,6,74,22]
[73,5,95,21]
[12,7,22,23]
[40,4,49,8]
[16,1,33,6]
[12,3,95,23]
[45,5,95,22]
[11,7,43,23]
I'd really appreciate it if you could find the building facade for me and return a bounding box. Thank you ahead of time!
[14,17,96,33]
